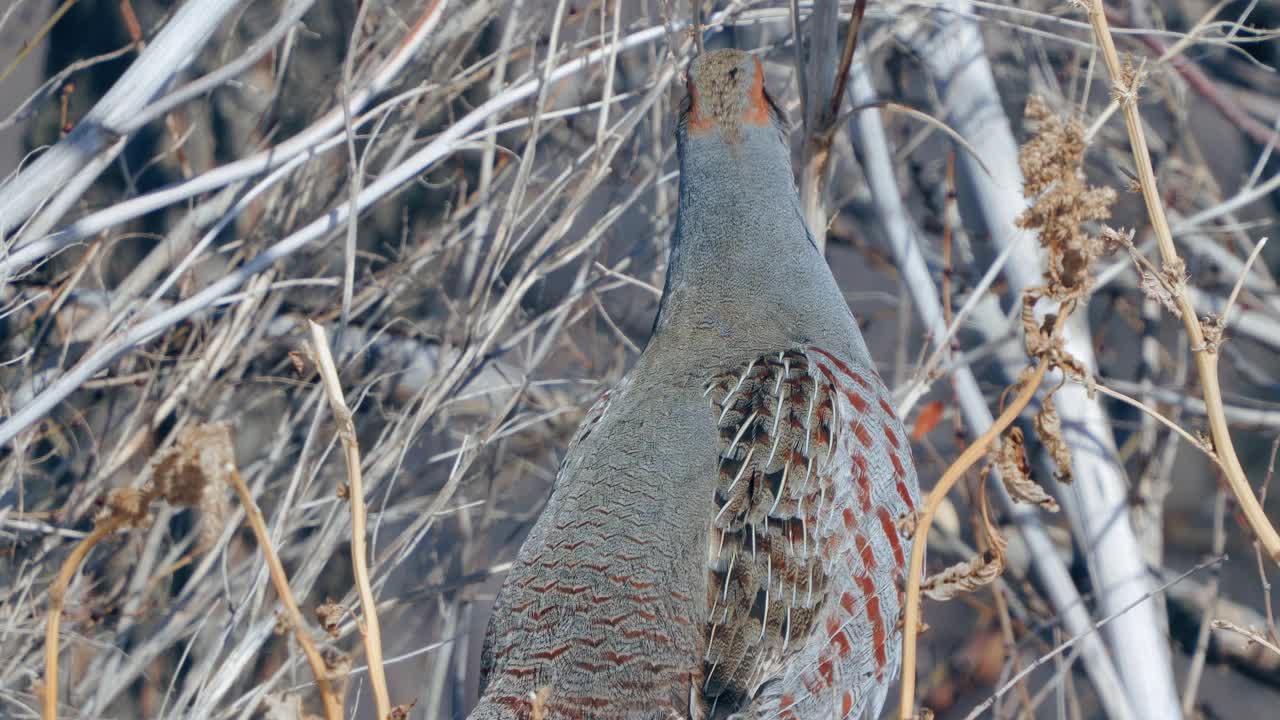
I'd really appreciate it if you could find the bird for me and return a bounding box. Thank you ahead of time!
[469,48,919,720]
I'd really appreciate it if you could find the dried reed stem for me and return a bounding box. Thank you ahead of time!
[225,467,343,720]
[307,320,392,719]
[1083,0,1280,563]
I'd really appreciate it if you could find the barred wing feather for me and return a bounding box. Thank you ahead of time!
[703,348,919,719]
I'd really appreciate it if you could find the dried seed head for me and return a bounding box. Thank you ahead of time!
[1016,95,1118,302]
[99,488,153,529]
[151,423,236,551]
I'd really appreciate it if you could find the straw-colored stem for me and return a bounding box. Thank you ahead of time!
[226,468,343,720]
[308,320,391,719]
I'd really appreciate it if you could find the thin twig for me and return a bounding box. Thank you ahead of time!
[1075,378,1217,463]
[1222,237,1268,330]
[1181,489,1227,713]
[689,0,705,55]
[1211,620,1280,659]
[964,557,1225,720]
[826,0,867,127]
[225,468,343,720]
[307,321,391,719]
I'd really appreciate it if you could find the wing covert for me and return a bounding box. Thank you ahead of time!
[703,347,919,719]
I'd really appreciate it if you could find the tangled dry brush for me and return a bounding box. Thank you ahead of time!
[1,0,1279,718]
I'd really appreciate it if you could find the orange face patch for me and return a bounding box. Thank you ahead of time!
[686,82,714,135]
[742,57,772,127]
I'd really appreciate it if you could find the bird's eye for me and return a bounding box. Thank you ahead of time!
[728,67,738,81]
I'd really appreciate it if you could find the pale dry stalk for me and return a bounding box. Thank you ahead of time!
[225,467,343,720]
[1083,0,1280,563]
[307,320,391,719]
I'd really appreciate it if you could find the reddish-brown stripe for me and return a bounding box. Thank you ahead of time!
[853,422,873,448]
[853,452,872,512]
[559,696,611,709]
[846,390,869,413]
[531,643,572,661]
[867,594,888,668]
[827,616,852,657]
[842,507,856,530]
[896,479,915,512]
[686,82,713,134]
[842,690,855,718]
[857,532,876,571]
[809,347,861,386]
[855,571,875,597]
[889,451,906,479]
[780,693,799,718]
[879,395,895,415]
[604,651,636,665]
[883,423,900,450]
[818,656,835,686]
[877,507,906,567]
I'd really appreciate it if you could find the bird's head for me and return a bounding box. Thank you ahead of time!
[678,48,785,147]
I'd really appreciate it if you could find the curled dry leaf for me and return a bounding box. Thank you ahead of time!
[994,427,1060,512]
[923,470,1009,602]
[922,548,1005,602]
[1020,294,1087,379]
[315,599,345,638]
[1034,390,1073,484]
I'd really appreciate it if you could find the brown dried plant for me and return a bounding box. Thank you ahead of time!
[1016,95,1117,303]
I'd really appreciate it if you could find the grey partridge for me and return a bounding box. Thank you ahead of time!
[470,48,920,720]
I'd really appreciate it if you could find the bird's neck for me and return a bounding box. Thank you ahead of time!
[652,130,837,352]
